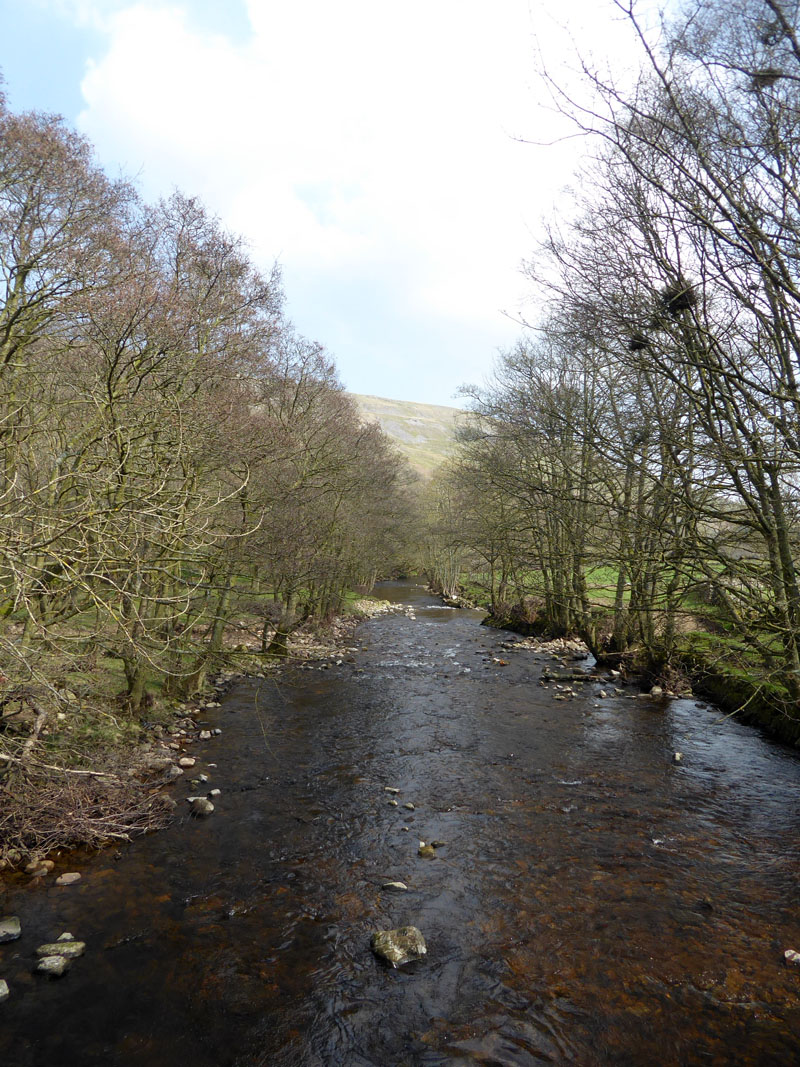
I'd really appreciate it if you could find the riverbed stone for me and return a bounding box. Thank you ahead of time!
[384,787,400,795]
[784,948,800,967]
[199,730,212,740]
[178,756,196,768]
[166,765,184,779]
[37,939,85,959]
[55,872,81,886]
[190,797,215,816]
[36,955,71,977]
[418,842,436,859]
[650,685,664,697]
[388,799,398,807]
[403,802,415,811]
[0,916,21,943]
[673,752,683,763]
[370,926,427,967]
[0,978,8,1001]
[381,881,409,892]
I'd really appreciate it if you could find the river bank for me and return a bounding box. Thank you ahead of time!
[1,579,799,1065]
[0,597,403,874]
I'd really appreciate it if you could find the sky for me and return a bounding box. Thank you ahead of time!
[0,0,648,406]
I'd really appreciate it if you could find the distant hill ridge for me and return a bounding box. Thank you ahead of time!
[350,393,464,477]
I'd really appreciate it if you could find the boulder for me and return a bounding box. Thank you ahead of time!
[36,939,85,959]
[36,956,70,977]
[370,926,427,967]
[0,917,21,943]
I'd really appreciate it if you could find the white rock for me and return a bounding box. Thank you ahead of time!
[384,787,400,794]
[403,802,415,811]
[199,730,212,741]
[0,979,8,1001]
[209,788,221,797]
[178,757,196,769]
[55,872,81,886]
[388,799,398,807]
[0,917,21,943]
[36,956,70,977]
[36,939,85,959]
[650,685,664,697]
[381,881,409,892]
[784,948,800,967]
[673,752,683,763]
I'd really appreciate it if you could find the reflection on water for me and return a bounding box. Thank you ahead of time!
[2,580,800,1065]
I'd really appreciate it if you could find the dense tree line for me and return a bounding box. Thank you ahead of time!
[0,89,410,714]
[429,0,800,713]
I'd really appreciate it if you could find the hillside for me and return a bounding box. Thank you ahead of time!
[351,393,464,477]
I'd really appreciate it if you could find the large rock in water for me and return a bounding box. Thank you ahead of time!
[0,917,21,943]
[370,926,427,967]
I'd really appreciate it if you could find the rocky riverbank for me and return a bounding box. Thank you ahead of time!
[0,597,400,875]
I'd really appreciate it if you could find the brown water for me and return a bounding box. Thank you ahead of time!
[2,580,800,1066]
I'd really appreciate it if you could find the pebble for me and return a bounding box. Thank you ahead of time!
[381,881,408,892]
[178,757,196,769]
[198,730,212,741]
[650,685,664,697]
[0,979,8,1001]
[0,917,21,943]
[388,799,398,807]
[166,765,184,779]
[673,752,683,763]
[418,842,436,859]
[598,690,608,699]
[209,788,221,797]
[403,803,415,811]
[384,787,400,795]
[55,873,81,886]
[190,797,215,816]
[785,948,800,967]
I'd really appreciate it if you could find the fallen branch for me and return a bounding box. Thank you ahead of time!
[0,751,120,779]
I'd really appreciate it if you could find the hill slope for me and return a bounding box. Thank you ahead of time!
[350,394,464,477]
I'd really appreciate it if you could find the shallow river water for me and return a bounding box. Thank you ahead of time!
[2,580,800,1066]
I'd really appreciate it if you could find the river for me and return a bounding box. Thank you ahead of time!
[2,580,800,1065]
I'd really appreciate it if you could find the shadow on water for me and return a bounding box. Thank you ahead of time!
[2,579,800,1065]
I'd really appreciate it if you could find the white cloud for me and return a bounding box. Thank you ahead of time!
[67,0,647,400]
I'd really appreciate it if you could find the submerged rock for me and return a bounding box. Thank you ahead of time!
[403,802,415,811]
[785,948,800,967]
[0,978,8,1001]
[370,925,427,967]
[190,797,215,816]
[0,917,21,943]
[55,872,81,886]
[381,881,409,892]
[418,842,436,859]
[673,752,683,763]
[384,787,400,795]
[36,956,70,977]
